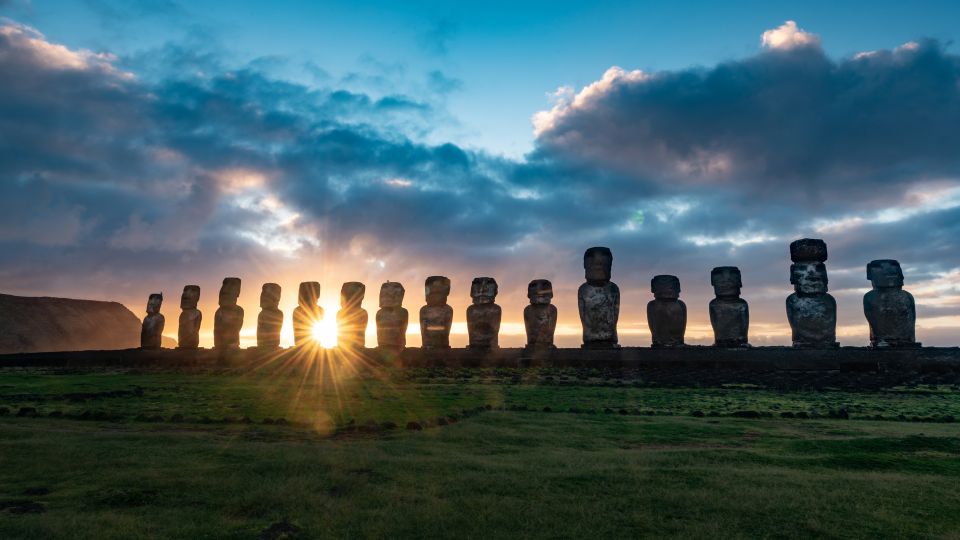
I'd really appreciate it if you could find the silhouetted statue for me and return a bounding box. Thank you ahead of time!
[709,267,749,347]
[864,259,918,348]
[786,239,838,348]
[140,293,164,349]
[338,282,367,349]
[256,283,283,349]
[524,279,557,349]
[214,277,243,349]
[292,282,322,346]
[376,281,408,350]
[177,285,201,349]
[578,247,620,348]
[648,275,686,347]
[467,277,501,349]
[420,276,453,349]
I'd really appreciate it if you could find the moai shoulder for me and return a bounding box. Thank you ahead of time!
[647,275,686,348]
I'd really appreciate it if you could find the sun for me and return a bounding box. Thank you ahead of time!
[313,318,338,349]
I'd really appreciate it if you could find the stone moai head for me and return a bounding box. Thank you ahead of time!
[180,285,200,310]
[146,293,163,314]
[790,262,828,294]
[584,246,613,284]
[260,283,281,309]
[341,282,365,308]
[527,279,554,305]
[867,259,904,289]
[651,275,681,300]
[790,238,828,263]
[298,281,321,309]
[470,277,498,305]
[379,282,405,308]
[424,276,451,306]
[711,267,742,298]
[218,278,241,307]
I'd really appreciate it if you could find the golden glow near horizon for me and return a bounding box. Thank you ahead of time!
[313,319,338,349]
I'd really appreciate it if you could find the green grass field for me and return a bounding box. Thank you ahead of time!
[2,366,960,539]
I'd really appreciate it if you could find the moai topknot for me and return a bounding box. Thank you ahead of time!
[292,282,322,346]
[420,276,453,349]
[709,267,749,347]
[864,259,918,347]
[337,282,368,349]
[648,275,686,347]
[578,247,620,348]
[256,283,283,349]
[524,279,557,348]
[214,277,243,349]
[177,285,201,349]
[467,277,501,349]
[786,239,838,348]
[141,293,165,349]
[376,281,408,350]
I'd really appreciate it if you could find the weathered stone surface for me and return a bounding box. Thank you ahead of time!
[786,255,837,348]
[578,247,620,348]
[292,282,322,346]
[648,275,686,348]
[790,238,828,263]
[864,259,918,348]
[256,283,283,349]
[467,277,501,349]
[140,293,165,349]
[177,285,201,350]
[376,282,408,350]
[420,276,453,349]
[709,267,749,347]
[524,279,557,348]
[214,277,243,349]
[337,282,367,349]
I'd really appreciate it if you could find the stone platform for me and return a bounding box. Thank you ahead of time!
[2,346,960,389]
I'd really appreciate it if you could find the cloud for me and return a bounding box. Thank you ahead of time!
[761,20,820,50]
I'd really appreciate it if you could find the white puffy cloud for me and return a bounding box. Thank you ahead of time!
[761,20,820,50]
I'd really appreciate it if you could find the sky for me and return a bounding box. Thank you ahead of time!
[1,0,960,348]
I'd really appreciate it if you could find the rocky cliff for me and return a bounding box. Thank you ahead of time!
[0,293,149,353]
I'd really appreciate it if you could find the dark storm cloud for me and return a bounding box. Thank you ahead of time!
[1,18,958,344]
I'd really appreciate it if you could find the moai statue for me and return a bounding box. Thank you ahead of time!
[420,276,453,349]
[256,283,283,349]
[337,282,368,349]
[578,247,620,348]
[214,278,244,349]
[864,259,918,347]
[292,282,322,346]
[140,293,165,349]
[376,281,408,350]
[709,267,749,347]
[466,277,501,349]
[786,239,838,348]
[648,275,687,348]
[177,285,201,349]
[524,279,557,349]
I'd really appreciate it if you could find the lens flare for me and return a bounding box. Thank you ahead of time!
[313,319,338,349]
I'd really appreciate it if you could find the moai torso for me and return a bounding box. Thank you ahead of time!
[863,259,917,347]
[524,279,557,348]
[648,275,686,347]
[292,282,322,346]
[256,283,283,349]
[709,267,749,347]
[141,293,165,349]
[337,282,368,349]
[467,277,501,349]
[177,285,202,349]
[786,240,837,348]
[420,276,453,349]
[376,282,408,350]
[578,247,620,348]
[214,277,243,349]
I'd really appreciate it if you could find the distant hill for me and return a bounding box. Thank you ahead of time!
[0,293,167,353]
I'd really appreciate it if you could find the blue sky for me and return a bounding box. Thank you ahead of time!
[2,0,960,347]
